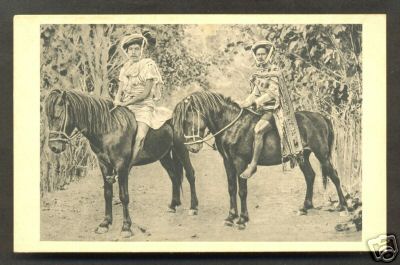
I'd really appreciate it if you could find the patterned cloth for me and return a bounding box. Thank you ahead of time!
[249,65,281,111]
[249,65,304,166]
[119,58,171,129]
[274,72,304,167]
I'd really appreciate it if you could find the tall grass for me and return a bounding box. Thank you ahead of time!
[40,111,97,196]
[291,80,362,195]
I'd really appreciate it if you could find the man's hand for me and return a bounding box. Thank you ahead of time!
[113,100,123,106]
[236,100,246,108]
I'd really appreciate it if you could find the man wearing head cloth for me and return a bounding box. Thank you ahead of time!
[114,32,168,166]
[238,40,281,179]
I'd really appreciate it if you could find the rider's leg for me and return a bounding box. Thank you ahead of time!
[240,112,273,179]
[132,121,150,163]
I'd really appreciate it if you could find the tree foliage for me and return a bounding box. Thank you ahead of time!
[41,24,208,98]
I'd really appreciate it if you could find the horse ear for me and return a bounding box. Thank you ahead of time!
[184,96,191,104]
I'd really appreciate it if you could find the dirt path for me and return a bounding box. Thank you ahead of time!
[41,147,360,242]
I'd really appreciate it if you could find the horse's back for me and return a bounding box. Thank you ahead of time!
[295,111,332,157]
[147,119,174,141]
[295,111,330,139]
[257,111,331,166]
[134,120,174,165]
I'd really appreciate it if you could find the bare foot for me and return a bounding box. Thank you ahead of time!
[240,165,257,179]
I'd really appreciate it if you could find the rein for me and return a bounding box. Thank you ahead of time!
[48,128,85,143]
[183,107,244,146]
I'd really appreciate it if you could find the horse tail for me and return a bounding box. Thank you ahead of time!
[322,115,335,189]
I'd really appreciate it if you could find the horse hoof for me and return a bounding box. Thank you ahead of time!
[237,223,247,230]
[339,209,349,217]
[120,230,133,238]
[296,209,307,216]
[167,206,176,213]
[224,220,234,227]
[188,209,198,216]
[95,226,109,234]
[335,204,347,212]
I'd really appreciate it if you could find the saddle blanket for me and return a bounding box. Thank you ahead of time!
[148,106,172,130]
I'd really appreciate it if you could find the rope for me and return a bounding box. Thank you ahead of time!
[48,96,87,143]
[184,108,244,145]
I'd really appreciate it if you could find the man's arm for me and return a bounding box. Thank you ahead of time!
[254,77,279,108]
[237,75,258,108]
[240,92,257,108]
[122,79,155,106]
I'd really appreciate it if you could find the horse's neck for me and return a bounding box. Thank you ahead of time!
[205,106,241,134]
[205,106,259,145]
[71,107,98,139]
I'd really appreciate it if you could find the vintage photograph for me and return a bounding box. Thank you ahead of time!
[40,23,362,242]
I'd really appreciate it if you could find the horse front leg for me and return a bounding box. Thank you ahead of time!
[160,153,182,213]
[235,158,250,230]
[95,161,114,234]
[117,166,133,238]
[222,157,239,226]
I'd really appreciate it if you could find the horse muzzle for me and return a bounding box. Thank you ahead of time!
[187,142,203,153]
[48,140,67,154]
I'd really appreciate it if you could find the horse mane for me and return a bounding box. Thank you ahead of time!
[172,90,240,135]
[45,89,135,135]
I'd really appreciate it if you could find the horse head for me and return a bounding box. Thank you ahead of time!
[173,95,208,153]
[45,89,76,154]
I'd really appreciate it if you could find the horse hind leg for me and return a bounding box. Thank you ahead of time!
[321,159,348,211]
[298,150,316,215]
[160,152,182,213]
[172,140,199,215]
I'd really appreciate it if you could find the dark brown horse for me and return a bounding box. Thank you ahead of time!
[45,89,198,238]
[173,90,348,229]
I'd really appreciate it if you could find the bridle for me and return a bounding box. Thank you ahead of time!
[48,94,84,144]
[183,102,244,146]
[183,104,203,144]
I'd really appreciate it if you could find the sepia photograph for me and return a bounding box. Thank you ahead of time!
[39,23,362,242]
